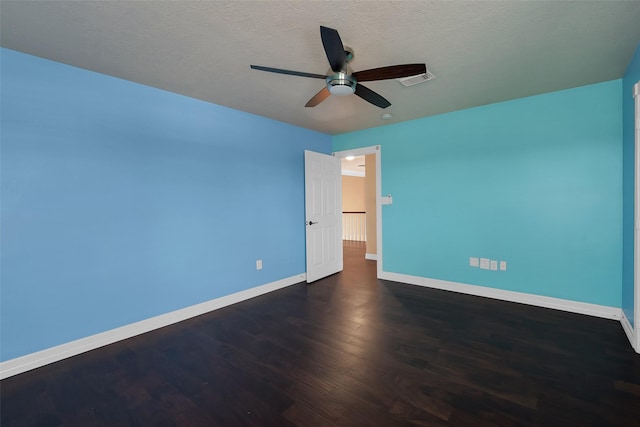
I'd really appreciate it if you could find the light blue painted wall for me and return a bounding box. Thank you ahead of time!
[0,48,331,361]
[622,43,640,328]
[334,81,622,307]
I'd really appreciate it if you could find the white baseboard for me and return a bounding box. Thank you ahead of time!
[379,271,622,320]
[365,253,377,261]
[0,273,306,380]
[621,311,638,352]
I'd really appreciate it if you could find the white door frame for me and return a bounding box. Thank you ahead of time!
[634,81,640,352]
[334,146,383,278]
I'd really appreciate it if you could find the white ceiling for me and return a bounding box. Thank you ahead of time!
[2,1,640,135]
[342,155,366,176]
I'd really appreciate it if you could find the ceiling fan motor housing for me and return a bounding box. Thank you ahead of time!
[326,72,356,96]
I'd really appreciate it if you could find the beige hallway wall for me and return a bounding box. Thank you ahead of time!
[364,154,377,255]
[342,175,365,212]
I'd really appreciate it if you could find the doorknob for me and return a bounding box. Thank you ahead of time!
[307,221,318,225]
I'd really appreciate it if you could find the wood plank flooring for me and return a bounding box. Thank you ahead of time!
[2,241,640,426]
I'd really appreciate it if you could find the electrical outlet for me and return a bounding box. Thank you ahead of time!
[479,258,490,270]
[256,259,263,270]
[490,260,498,271]
[469,257,479,267]
[500,261,507,271]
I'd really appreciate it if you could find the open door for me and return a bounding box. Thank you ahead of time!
[304,150,343,282]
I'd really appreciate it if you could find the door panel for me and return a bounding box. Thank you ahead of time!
[305,150,343,283]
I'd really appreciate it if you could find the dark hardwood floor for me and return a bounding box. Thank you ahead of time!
[2,241,640,426]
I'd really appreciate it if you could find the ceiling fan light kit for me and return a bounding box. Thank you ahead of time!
[327,72,356,96]
[250,26,426,109]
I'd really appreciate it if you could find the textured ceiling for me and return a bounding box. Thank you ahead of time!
[2,1,640,135]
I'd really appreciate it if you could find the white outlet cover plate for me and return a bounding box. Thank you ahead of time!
[490,260,498,270]
[479,258,490,270]
[469,257,479,267]
[500,261,507,271]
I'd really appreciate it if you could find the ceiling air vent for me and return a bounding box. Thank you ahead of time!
[396,70,435,87]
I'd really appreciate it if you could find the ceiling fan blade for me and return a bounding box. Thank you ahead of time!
[355,84,391,109]
[353,64,427,82]
[320,26,347,72]
[305,87,331,107]
[250,65,327,79]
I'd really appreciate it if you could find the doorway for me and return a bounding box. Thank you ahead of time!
[334,146,382,278]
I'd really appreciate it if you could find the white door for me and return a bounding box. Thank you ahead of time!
[304,150,343,282]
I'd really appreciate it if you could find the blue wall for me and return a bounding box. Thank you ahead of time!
[0,46,629,362]
[0,49,331,361]
[334,81,622,307]
[622,43,640,328]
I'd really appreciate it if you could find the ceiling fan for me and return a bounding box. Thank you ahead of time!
[250,26,426,109]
